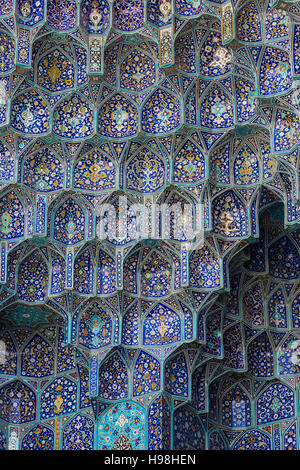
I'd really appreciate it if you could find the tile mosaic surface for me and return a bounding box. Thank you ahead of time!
[0,0,299,450]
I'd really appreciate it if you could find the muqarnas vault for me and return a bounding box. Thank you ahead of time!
[0,0,299,452]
